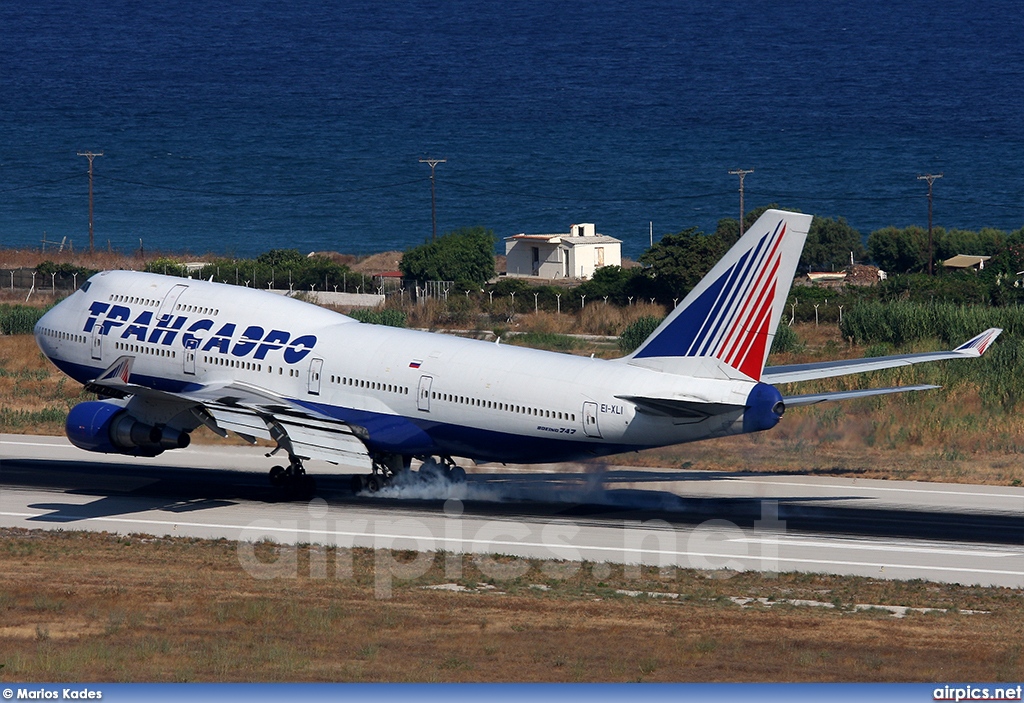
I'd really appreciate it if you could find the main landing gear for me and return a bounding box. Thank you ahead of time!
[352,453,467,494]
[268,460,317,499]
[265,420,316,499]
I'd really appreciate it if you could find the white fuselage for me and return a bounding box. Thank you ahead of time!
[35,271,763,463]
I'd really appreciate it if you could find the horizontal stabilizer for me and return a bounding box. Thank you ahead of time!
[783,384,940,407]
[616,394,739,422]
[88,355,134,386]
[763,328,1002,384]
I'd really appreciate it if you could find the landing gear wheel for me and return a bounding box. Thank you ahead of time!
[365,474,383,493]
[447,466,467,484]
[351,475,366,493]
[269,465,287,487]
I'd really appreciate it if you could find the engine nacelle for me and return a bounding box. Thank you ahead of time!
[66,400,190,456]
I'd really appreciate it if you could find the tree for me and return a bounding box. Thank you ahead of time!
[618,316,663,353]
[36,261,98,280]
[195,250,350,291]
[573,265,648,305]
[935,227,1006,263]
[713,205,780,248]
[143,258,189,277]
[638,227,727,303]
[400,226,496,289]
[801,216,865,271]
[867,226,929,273]
[256,248,307,268]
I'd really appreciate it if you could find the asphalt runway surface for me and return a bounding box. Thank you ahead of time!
[1,434,1023,588]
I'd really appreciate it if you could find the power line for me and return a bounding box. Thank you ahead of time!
[440,178,733,203]
[0,173,82,193]
[729,168,754,236]
[93,173,425,197]
[419,158,446,241]
[918,173,943,275]
[77,151,103,253]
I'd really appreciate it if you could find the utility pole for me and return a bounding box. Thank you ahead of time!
[729,168,754,237]
[918,173,943,275]
[419,158,446,241]
[78,151,103,253]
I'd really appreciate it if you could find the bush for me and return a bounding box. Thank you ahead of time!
[144,258,190,277]
[618,316,663,354]
[191,249,353,292]
[346,308,407,328]
[35,261,98,279]
[0,305,47,335]
[770,323,801,354]
[401,226,496,288]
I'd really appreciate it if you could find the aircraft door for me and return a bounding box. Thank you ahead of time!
[582,401,602,438]
[183,338,197,375]
[308,358,324,395]
[158,284,188,320]
[417,375,433,412]
[91,326,103,361]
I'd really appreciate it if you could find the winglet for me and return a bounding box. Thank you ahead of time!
[954,328,1002,357]
[93,355,134,386]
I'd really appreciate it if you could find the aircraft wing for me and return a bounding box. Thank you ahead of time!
[88,356,373,469]
[762,328,1002,384]
[187,380,373,468]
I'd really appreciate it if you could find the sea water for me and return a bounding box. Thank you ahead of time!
[0,0,1022,259]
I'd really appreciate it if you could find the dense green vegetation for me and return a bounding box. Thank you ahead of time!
[346,308,407,327]
[0,304,48,335]
[841,301,1024,347]
[618,316,662,353]
[400,226,496,289]
[35,261,98,281]
[145,248,355,292]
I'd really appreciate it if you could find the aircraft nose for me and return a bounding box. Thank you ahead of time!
[33,297,75,351]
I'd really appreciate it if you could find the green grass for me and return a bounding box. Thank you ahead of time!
[506,331,582,351]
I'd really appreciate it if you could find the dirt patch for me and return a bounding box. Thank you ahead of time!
[0,621,105,640]
[349,251,403,275]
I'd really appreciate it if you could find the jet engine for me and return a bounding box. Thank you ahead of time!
[66,400,191,457]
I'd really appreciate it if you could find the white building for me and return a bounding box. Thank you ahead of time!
[504,223,622,280]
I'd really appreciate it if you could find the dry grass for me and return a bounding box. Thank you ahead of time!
[0,335,87,435]
[514,302,668,337]
[1,528,1022,682]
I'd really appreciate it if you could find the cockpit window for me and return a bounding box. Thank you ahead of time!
[79,281,91,293]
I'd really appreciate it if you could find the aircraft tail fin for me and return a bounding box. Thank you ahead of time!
[626,209,812,381]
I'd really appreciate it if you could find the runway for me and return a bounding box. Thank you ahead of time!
[2,433,1023,588]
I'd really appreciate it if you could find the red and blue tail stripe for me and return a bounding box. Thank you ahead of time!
[954,328,1002,356]
[629,210,811,381]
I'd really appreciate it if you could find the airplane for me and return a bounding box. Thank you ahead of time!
[33,209,1002,496]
